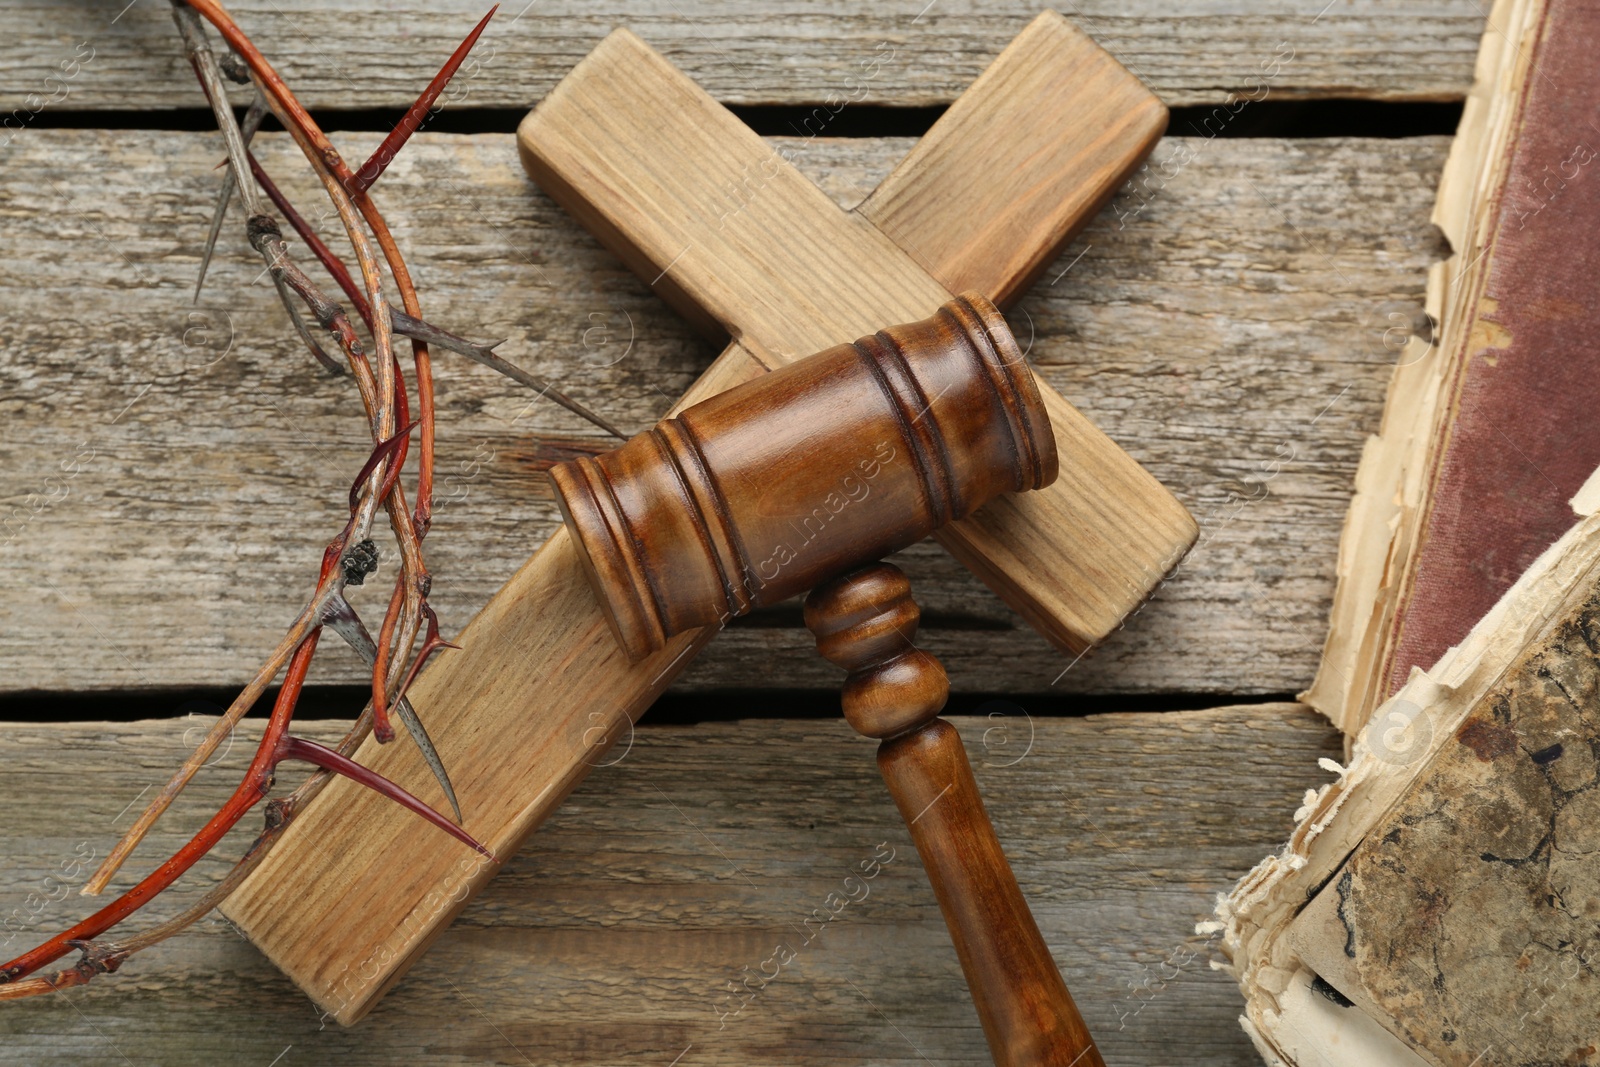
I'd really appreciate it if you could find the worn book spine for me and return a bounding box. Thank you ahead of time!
[1303,0,1600,736]
[1377,0,1600,698]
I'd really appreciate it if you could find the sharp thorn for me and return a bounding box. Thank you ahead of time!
[268,272,345,375]
[389,690,463,824]
[194,94,268,304]
[348,5,499,195]
[195,173,233,303]
[321,594,461,821]
[275,735,492,859]
[387,307,627,439]
[348,420,419,513]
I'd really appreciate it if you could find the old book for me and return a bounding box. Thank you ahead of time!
[1304,0,1600,737]
[1218,467,1600,1066]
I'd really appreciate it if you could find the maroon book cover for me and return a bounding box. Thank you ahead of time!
[1386,0,1600,695]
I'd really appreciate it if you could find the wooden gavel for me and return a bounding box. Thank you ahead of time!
[550,292,1102,1066]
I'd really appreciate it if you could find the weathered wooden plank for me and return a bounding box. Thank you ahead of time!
[0,129,1450,695]
[0,703,1341,1064]
[0,2,1483,116]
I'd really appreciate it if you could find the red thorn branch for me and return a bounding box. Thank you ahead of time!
[2,630,319,983]
[248,149,371,323]
[396,603,461,708]
[6,0,609,998]
[187,0,471,509]
[1,627,488,987]
[0,1,520,998]
[370,576,408,743]
[256,146,627,439]
[187,0,444,710]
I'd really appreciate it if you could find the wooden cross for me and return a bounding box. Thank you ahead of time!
[222,11,1195,1024]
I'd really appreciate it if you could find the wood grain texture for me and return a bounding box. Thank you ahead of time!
[552,292,1059,660]
[518,23,1193,656]
[0,1,1485,113]
[0,704,1341,1065]
[0,131,1449,695]
[857,10,1167,308]
[879,719,1104,1067]
[809,563,1102,1065]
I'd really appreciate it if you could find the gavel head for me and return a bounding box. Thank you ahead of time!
[549,291,1058,662]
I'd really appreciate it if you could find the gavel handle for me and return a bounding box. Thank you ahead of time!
[881,721,1102,1067]
[804,563,1103,1067]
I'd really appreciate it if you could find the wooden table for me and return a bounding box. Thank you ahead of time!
[0,3,1479,1063]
